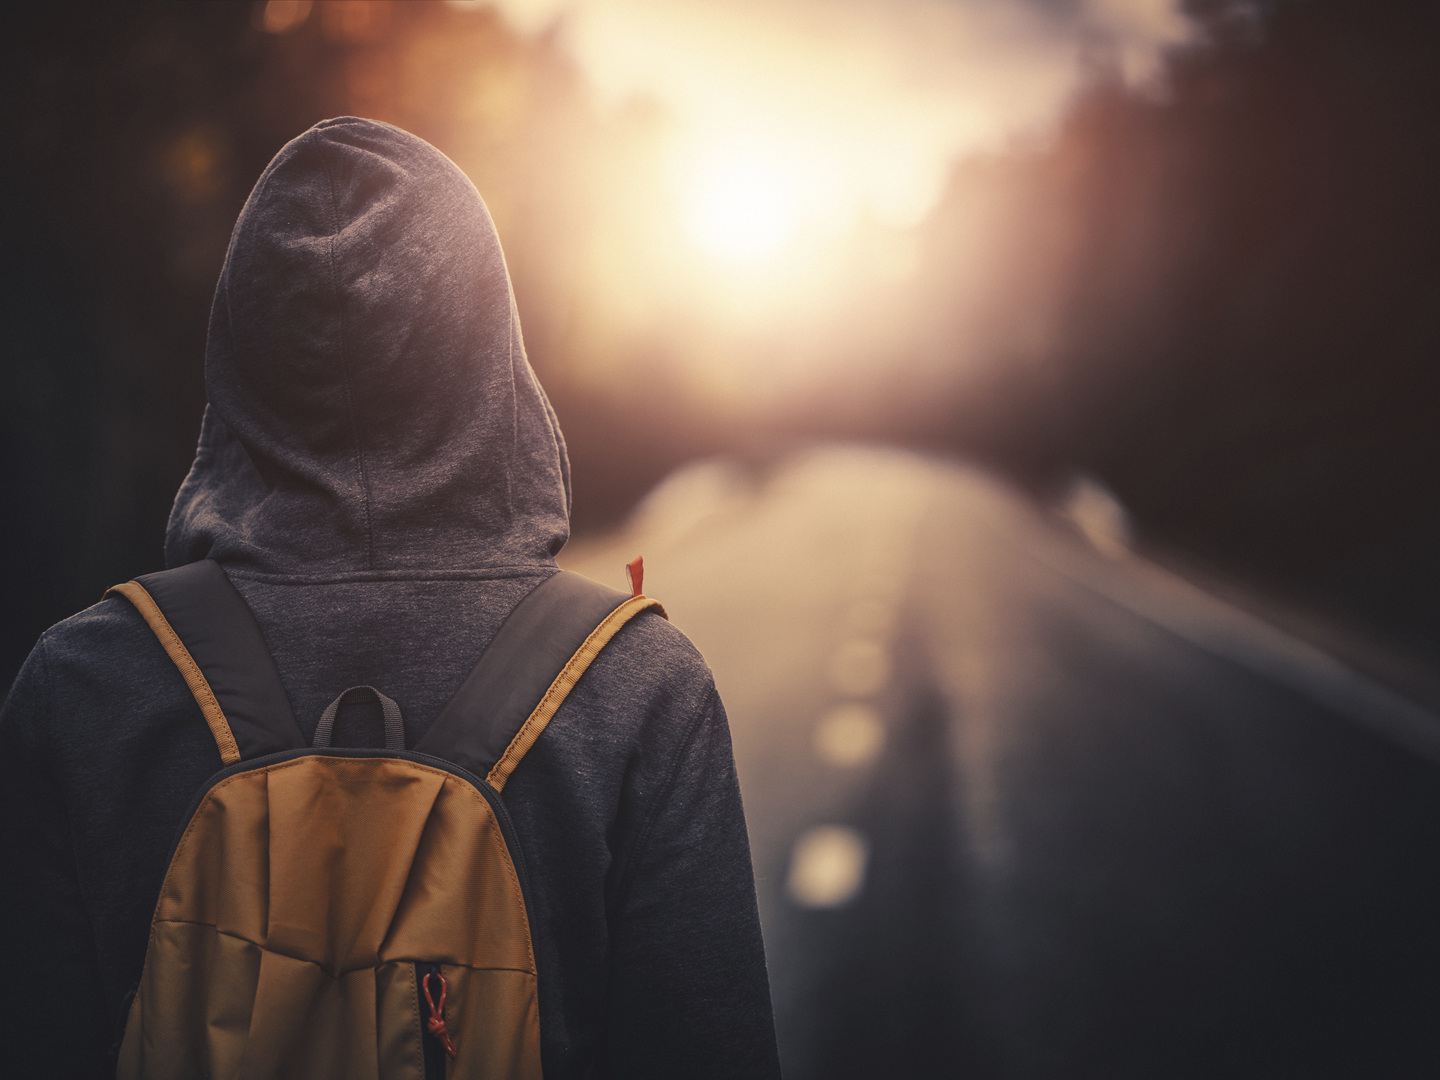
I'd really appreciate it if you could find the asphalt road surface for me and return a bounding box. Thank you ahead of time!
[562,446,1440,1079]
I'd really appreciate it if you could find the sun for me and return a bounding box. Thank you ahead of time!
[679,154,803,263]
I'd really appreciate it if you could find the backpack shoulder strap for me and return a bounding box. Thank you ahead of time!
[105,560,305,765]
[418,570,666,791]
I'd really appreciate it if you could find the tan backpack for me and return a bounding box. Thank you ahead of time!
[107,560,662,1080]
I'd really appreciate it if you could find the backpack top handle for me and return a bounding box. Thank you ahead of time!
[313,685,407,751]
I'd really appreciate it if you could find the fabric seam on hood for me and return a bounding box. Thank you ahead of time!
[322,146,376,570]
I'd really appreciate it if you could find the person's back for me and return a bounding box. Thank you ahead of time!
[0,117,780,1079]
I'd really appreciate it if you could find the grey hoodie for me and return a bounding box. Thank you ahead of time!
[0,118,780,1079]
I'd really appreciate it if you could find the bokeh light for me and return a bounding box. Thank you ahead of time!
[679,151,803,263]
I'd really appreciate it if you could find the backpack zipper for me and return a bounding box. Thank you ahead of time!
[416,961,451,1079]
[155,749,537,1076]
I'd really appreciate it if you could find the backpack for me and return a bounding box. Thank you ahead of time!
[106,559,663,1080]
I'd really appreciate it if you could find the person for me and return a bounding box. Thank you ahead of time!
[0,117,781,1079]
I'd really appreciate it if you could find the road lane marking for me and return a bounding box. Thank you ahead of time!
[813,703,886,767]
[786,825,869,908]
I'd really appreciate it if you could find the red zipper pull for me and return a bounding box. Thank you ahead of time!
[423,972,457,1059]
[625,555,644,598]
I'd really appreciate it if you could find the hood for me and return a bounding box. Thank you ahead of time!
[165,117,570,577]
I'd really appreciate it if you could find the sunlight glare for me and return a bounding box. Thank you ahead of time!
[479,0,1215,386]
[681,154,802,262]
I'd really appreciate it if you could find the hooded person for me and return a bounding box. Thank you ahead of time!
[0,118,781,1079]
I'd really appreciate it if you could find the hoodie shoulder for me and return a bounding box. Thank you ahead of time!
[38,593,153,661]
[602,609,718,699]
[16,594,189,732]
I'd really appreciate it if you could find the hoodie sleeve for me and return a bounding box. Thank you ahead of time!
[598,686,782,1079]
[0,636,112,1078]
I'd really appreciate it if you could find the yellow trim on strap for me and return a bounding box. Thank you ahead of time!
[487,595,667,792]
[106,581,242,766]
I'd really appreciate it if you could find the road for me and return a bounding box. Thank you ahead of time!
[561,446,1440,1078]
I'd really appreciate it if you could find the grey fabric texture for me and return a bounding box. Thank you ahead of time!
[0,118,780,1080]
[166,118,571,577]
